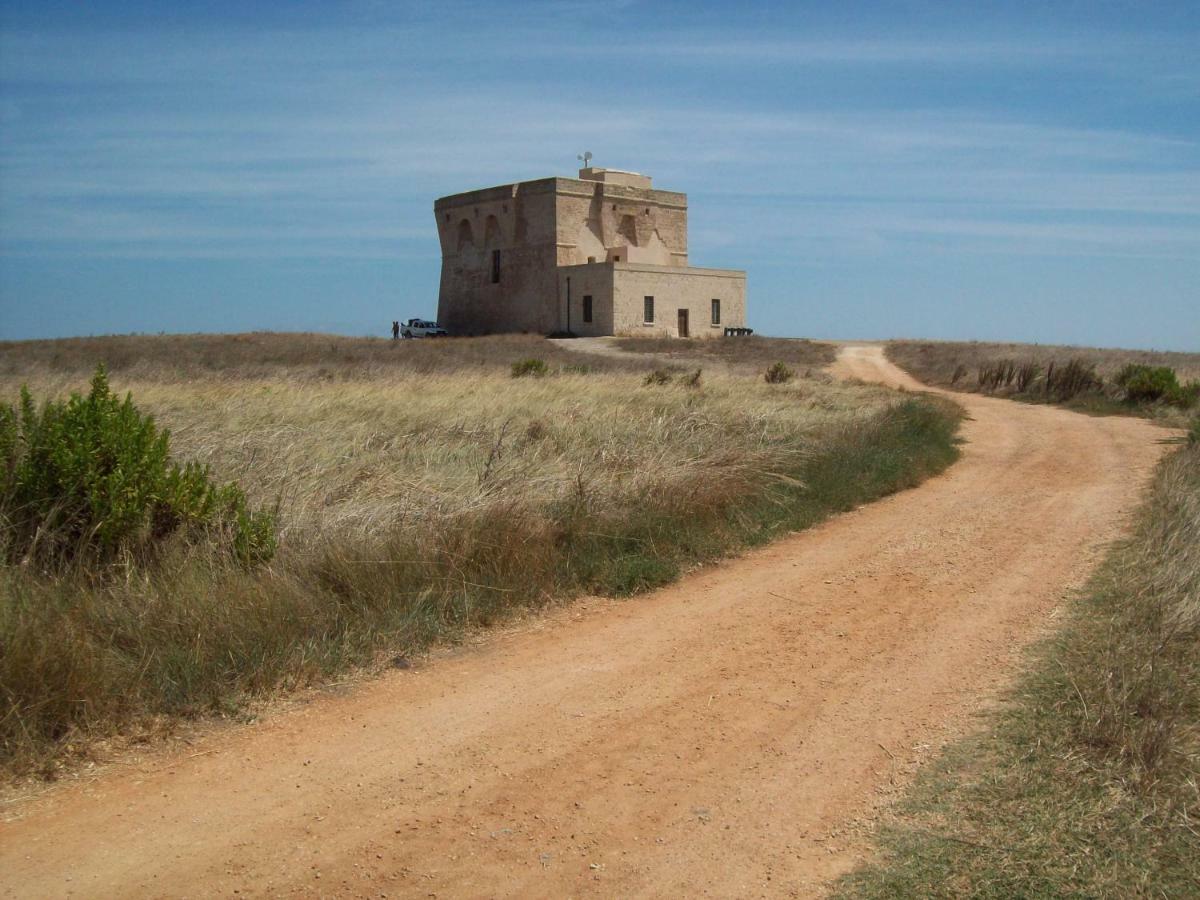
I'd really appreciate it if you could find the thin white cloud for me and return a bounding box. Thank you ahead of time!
[1,17,1197,264]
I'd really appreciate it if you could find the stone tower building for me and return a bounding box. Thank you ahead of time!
[434,167,746,338]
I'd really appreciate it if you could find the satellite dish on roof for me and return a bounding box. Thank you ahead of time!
[577,151,593,168]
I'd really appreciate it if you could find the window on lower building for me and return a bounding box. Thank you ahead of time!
[711,298,721,325]
[490,249,501,284]
[644,296,655,323]
[583,295,593,323]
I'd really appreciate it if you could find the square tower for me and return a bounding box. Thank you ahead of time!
[434,168,745,337]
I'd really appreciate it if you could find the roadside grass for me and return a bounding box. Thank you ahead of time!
[837,438,1200,899]
[0,341,961,777]
[887,340,1200,427]
[614,334,836,373]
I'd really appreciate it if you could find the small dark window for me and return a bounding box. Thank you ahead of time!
[583,295,593,323]
[711,298,721,325]
[587,255,596,264]
[491,249,501,284]
[613,255,620,262]
[644,295,654,323]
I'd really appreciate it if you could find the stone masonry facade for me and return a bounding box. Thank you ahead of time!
[434,168,746,337]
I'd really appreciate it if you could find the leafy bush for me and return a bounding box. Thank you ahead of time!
[510,358,549,378]
[764,362,795,384]
[1189,415,1200,445]
[682,368,703,389]
[643,369,673,386]
[0,366,275,569]
[1115,364,1199,407]
[1117,364,1178,403]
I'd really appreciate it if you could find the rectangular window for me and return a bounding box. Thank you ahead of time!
[582,295,593,323]
[644,295,654,323]
[491,249,501,284]
[711,298,721,325]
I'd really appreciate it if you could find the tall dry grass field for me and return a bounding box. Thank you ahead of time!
[0,332,645,380]
[888,339,1200,386]
[888,339,1200,428]
[1,333,961,775]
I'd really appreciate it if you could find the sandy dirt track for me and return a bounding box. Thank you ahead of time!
[1,346,1171,898]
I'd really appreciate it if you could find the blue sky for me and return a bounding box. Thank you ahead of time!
[1,1,1198,349]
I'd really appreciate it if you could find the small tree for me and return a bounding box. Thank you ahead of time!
[764,362,794,384]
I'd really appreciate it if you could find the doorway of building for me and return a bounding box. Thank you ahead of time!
[677,309,689,338]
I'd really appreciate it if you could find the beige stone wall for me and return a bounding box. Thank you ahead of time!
[610,264,746,338]
[553,178,688,269]
[434,179,559,334]
[556,264,614,337]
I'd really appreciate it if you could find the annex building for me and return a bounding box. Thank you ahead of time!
[434,167,746,338]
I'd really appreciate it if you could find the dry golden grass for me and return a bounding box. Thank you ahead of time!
[889,339,1200,387]
[1,333,962,776]
[2,363,896,543]
[887,339,1200,426]
[613,334,836,374]
[0,332,643,380]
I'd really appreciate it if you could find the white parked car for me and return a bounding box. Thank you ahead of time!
[402,319,448,338]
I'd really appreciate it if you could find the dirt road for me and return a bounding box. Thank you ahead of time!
[1,346,1170,898]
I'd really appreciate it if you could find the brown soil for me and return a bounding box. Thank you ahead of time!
[0,346,1171,898]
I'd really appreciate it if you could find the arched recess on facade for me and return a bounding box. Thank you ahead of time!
[483,214,502,247]
[456,219,475,251]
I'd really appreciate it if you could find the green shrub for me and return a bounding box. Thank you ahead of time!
[1116,364,1182,404]
[0,366,275,569]
[643,369,673,386]
[682,368,703,389]
[510,358,549,378]
[1173,381,1200,409]
[1189,415,1200,445]
[764,362,794,384]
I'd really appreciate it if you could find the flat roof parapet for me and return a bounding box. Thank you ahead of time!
[436,176,686,210]
[577,167,652,189]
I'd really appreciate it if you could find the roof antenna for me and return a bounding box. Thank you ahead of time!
[577,151,593,169]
